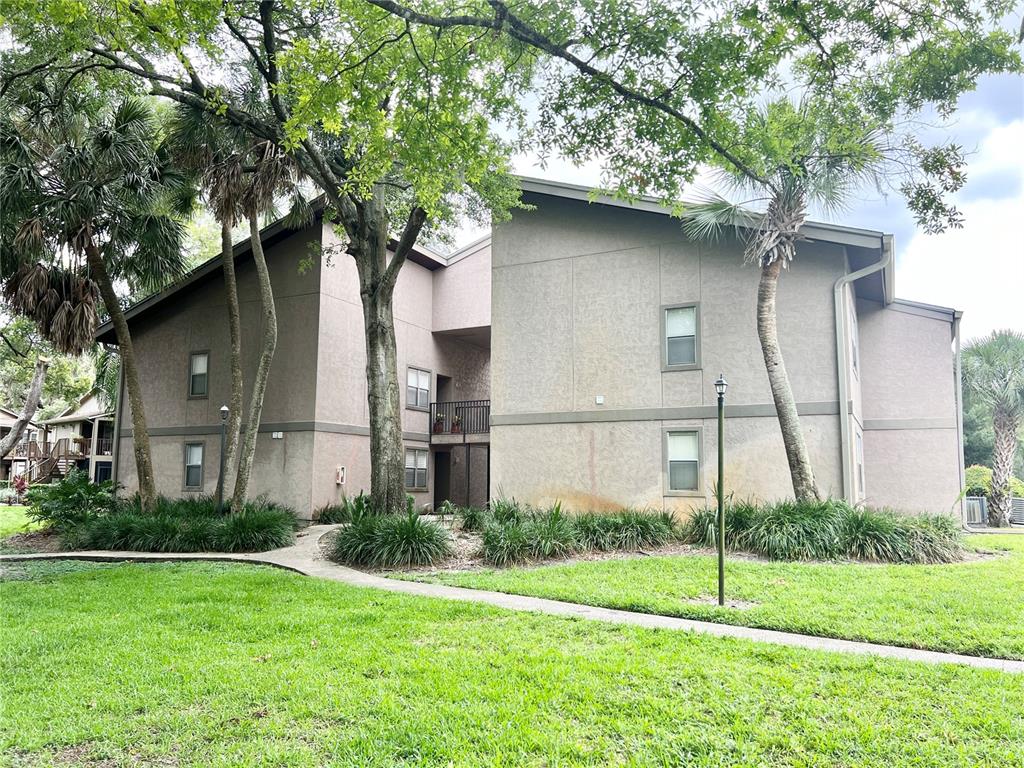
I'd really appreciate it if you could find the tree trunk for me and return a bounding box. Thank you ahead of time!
[0,355,49,457]
[86,242,157,510]
[352,194,406,514]
[757,258,821,503]
[989,408,1019,526]
[231,213,278,510]
[221,219,243,488]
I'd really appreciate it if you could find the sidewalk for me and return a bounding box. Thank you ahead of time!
[3,524,1021,674]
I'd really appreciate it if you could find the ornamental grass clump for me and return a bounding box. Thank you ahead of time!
[523,504,577,559]
[744,499,847,561]
[455,505,491,532]
[612,509,677,550]
[481,519,530,566]
[327,511,452,569]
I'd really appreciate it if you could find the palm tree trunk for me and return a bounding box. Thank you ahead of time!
[231,214,277,509]
[220,220,243,491]
[989,408,1019,526]
[86,242,156,510]
[758,258,820,502]
[0,356,49,457]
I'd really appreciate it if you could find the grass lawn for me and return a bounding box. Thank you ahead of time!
[0,504,37,538]
[402,535,1024,660]
[1,562,1021,766]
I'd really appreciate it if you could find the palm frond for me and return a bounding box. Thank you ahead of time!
[680,190,761,243]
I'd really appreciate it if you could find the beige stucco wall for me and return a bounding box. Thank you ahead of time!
[115,224,323,512]
[857,299,961,513]
[490,193,848,514]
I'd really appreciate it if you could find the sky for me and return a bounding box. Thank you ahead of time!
[469,71,1023,342]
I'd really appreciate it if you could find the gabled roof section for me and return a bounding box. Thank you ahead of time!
[96,197,445,344]
[41,388,113,425]
[516,175,896,300]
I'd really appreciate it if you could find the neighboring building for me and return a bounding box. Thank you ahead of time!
[0,407,41,482]
[1,390,115,484]
[98,178,965,520]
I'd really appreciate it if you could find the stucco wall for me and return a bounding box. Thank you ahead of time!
[490,193,848,513]
[857,299,961,513]
[115,223,323,512]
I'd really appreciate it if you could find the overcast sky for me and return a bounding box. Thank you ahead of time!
[474,71,1022,342]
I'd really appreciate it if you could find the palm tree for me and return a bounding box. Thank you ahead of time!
[962,330,1024,526]
[0,83,195,510]
[681,100,883,503]
[168,104,305,508]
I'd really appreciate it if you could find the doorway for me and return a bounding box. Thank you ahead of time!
[433,450,451,509]
[436,374,453,403]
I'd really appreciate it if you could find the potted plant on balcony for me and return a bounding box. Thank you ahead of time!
[451,414,462,434]
[433,412,445,434]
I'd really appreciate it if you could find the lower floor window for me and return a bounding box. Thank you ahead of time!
[184,443,204,489]
[405,448,428,490]
[667,431,699,491]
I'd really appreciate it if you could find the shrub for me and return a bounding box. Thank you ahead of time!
[612,509,677,550]
[25,469,114,529]
[315,492,374,524]
[683,501,759,550]
[481,520,530,566]
[213,501,297,552]
[58,494,296,553]
[491,497,527,525]
[964,465,1024,499]
[328,512,451,568]
[841,506,908,562]
[897,514,964,564]
[456,505,490,532]
[744,500,847,561]
[523,504,577,559]
[572,514,620,551]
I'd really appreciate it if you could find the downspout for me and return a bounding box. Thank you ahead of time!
[110,362,126,494]
[833,234,893,501]
[953,310,967,528]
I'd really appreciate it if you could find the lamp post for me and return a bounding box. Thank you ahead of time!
[216,405,229,511]
[714,373,729,606]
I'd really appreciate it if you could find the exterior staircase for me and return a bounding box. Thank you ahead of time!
[26,438,74,484]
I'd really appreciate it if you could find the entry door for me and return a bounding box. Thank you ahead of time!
[433,451,451,509]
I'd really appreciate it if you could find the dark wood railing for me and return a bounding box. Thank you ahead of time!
[430,400,490,437]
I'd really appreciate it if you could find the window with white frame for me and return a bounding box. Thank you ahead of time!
[664,304,698,367]
[667,431,700,491]
[406,367,430,409]
[184,442,204,489]
[404,448,428,490]
[189,352,209,398]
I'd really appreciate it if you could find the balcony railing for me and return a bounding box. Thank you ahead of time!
[430,400,490,438]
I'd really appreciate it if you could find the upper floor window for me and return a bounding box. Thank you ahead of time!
[663,304,700,369]
[189,352,209,398]
[407,367,430,410]
[666,430,700,492]
[184,442,204,489]
[405,448,428,490]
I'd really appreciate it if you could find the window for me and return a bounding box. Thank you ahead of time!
[854,430,865,499]
[404,448,428,490]
[189,352,209,398]
[663,304,699,369]
[184,443,204,489]
[666,430,700,491]
[406,367,430,410]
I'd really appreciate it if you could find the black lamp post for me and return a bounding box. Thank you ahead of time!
[216,404,229,511]
[714,373,729,606]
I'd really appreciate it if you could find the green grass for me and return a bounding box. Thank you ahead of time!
[1,562,1022,766]
[0,504,38,538]
[403,535,1024,660]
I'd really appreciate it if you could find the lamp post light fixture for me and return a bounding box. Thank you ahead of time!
[216,405,229,511]
[714,373,728,606]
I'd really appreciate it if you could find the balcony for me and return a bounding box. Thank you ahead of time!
[430,400,490,443]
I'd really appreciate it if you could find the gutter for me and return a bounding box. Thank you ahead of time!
[833,234,893,501]
[952,310,967,527]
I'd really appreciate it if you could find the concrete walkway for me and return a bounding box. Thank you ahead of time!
[3,525,1021,675]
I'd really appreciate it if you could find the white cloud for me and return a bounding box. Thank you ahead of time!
[896,119,1024,340]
